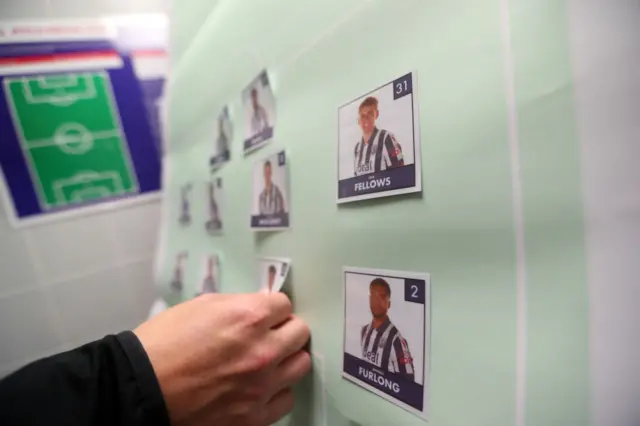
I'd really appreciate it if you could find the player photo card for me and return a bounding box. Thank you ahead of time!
[210,106,232,169]
[342,267,431,420]
[242,70,276,154]
[257,257,291,293]
[205,177,223,235]
[178,182,193,226]
[170,251,189,292]
[251,150,290,230]
[195,254,220,296]
[337,72,422,203]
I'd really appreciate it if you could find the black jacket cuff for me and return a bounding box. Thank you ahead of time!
[116,331,171,426]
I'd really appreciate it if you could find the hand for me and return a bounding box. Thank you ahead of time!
[134,293,311,426]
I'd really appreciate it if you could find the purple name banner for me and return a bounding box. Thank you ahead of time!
[251,212,289,228]
[244,127,273,151]
[338,165,416,199]
[343,352,423,411]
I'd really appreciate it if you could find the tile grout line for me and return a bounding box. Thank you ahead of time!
[500,1,528,426]
[23,229,69,346]
[107,209,151,325]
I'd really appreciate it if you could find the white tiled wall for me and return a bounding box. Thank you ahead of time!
[0,198,162,378]
[0,0,168,378]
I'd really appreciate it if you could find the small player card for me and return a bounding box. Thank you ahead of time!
[337,72,421,203]
[342,266,431,420]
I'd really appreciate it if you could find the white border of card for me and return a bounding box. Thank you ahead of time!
[337,72,422,203]
[341,266,431,420]
[205,177,223,235]
[257,257,291,293]
[196,253,221,296]
[243,70,276,155]
[250,150,290,231]
[210,106,232,169]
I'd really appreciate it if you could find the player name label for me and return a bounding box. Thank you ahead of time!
[251,213,289,228]
[244,127,273,151]
[344,353,424,410]
[339,165,416,198]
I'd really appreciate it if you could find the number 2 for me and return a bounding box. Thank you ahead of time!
[396,80,408,95]
[411,285,418,298]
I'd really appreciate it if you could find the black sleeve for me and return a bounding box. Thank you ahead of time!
[384,133,404,168]
[0,331,170,426]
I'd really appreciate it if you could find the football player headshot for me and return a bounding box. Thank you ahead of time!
[201,256,218,294]
[258,160,286,215]
[250,87,269,135]
[170,252,187,292]
[179,183,192,225]
[354,96,405,176]
[216,114,229,155]
[206,181,222,231]
[361,277,415,381]
[266,265,277,293]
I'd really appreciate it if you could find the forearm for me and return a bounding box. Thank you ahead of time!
[0,331,169,426]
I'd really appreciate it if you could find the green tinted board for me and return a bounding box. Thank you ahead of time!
[161,1,589,425]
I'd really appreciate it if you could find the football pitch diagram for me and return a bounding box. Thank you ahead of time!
[3,71,138,209]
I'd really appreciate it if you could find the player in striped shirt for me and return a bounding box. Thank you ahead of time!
[258,161,286,215]
[179,183,192,225]
[206,182,222,230]
[216,115,229,155]
[250,88,269,134]
[201,256,218,294]
[170,252,188,292]
[361,277,415,381]
[354,96,405,176]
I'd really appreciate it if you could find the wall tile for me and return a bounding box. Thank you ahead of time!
[26,214,119,284]
[113,201,161,263]
[0,195,12,236]
[120,259,157,324]
[0,232,40,296]
[49,269,138,344]
[0,289,62,365]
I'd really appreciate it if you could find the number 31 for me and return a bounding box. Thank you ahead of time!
[396,80,409,95]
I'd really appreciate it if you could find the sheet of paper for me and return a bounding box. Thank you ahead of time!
[195,253,221,296]
[257,257,291,293]
[251,150,290,231]
[342,266,431,420]
[210,106,232,169]
[242,70,276,155]
[169,251,189,293]
[338,72,421,203]
[205,177,223,235]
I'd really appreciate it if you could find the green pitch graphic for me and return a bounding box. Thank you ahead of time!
[4,72,138,209]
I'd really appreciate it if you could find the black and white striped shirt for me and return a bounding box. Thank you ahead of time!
[217,132,229,154]
[209,185,220,220]
[201,276,218,294]
[259,184,285,215]
[354,128,404,176]
[361,318,415,381]
[251,106,269,134]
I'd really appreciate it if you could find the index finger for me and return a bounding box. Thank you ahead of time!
[263,292,293,328]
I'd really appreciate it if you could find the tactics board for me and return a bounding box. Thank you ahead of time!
[3,71,138,209]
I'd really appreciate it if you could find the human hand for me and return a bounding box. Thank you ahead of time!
[134,293,311,426]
